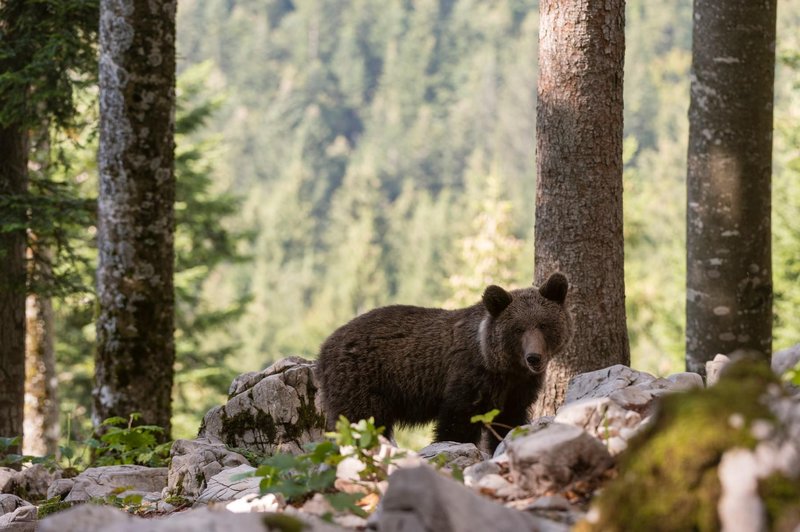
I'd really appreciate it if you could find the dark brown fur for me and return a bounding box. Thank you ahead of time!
[316,273,572,451]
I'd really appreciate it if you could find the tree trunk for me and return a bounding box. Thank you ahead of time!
[533,0,629,417]
[0,122,28,447]
[685,0,776,375]
[24,289,58,456]
[94,0,177,436]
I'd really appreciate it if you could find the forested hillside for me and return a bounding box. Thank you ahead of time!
[171,0,800,385]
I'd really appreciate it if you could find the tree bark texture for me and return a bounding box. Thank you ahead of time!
[0,122,28,446]
[24,289,58,456]
[95,0,177,435]
[533,0,629,416]
[685,0,776,375]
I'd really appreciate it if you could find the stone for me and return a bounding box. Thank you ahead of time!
[418,441,487,470]
[564,365,656,405]
[773,344,800,377]
[463,460,501,487]
[47,478,74,500]
[379,465,566,532]
[199,357,327,455]
[706,354,731,386]
[64,465,168,503]
[166,437,250,498]
[0,469,14,494]
[493,416,554,458]
[555,397,642,455]
[0,493,31,515]
[38,504,134,532]
[225,492,285,513]
[0,503,36,532]
[666,372,705,391]
[506,423,613,496]
[195,464,261,504]
[717,449,766,532]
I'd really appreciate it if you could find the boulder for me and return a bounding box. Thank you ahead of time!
[46,478,74,500]
[773,343,800,377]
[0,493,31,515]
[0,463,55,501]
[706,354,731,386]
[379,464,566,532]
[166,437,250,498]
[418,441,487,470]
[506,422,613,496]
[199,357,327,455]
[0,503,36,532]
[195,464,261,505]
[586,358,800,532]
[555,397,643,455]
[64,465,168,503]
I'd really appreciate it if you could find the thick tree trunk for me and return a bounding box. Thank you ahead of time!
[533,0,629,416]
[94,0,177,435]
[24,288,58,456]
[0,122,28,447]
[685,0,776,375]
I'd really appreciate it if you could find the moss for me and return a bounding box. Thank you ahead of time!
[759,472,800,531]
[36,498,74,519]
[261,513,307,532]
[589,359,779,532]
[285,393,326,440]
[221,408,277,448]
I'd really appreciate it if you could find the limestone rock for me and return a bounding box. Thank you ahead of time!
[47,478,74,500]
[64,465,168,503]
[463,460,501,487]
[564,365,656,405]
[225,492,285,513]
[199,357,327,455]
[379,465,566,532]
[706,354,731,386]
[665,372,705,391]
[773,343,800,377]
[506,422,613,496]
[195,464,261,504]
[0,464,56,501]
[418,441,487,470]
[38,504,132,532]
[166,437,250,498]
[0,503,36,532]
[493,416,554,459]
[0,493,31,515]
[555,397,643,455]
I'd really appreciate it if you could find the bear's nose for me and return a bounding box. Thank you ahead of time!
[525,353,543,368]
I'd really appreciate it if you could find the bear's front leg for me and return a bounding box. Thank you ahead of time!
[434,403,482,445]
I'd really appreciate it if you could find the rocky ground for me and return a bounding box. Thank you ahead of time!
[2,347,799,531]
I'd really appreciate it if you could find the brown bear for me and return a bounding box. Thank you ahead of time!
[316,272,572,451]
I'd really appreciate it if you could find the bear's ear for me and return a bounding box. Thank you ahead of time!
[539,272,568,304]
[483,285,513,317]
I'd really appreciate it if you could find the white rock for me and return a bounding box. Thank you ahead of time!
[195,464,260,504]
[418,441,487,470]
[225,492,285,513]
[564,365,656,405]
[706,354,731,386]
[718,449,766,532]
[0,503,36,532]
[47,478,74,500]
[199,357,327,456]
[506,423,613,496]
[38,504,134,532]
[463,460,501,487]
[64,465,168,503]
[379,465,567,532]
[555,397,642,455]
[0,493,31,515]
[666,372,705,390]
[772,344,800,377]
[166,437,250,499]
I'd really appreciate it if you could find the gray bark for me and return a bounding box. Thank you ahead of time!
[0,121,28,449]
[533,0,629,416]
[685,0,777,374]
[94,0,177,435]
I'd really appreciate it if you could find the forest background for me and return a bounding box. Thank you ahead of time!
[50,0,800,441]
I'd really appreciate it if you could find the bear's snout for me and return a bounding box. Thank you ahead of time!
[525,352,544,373]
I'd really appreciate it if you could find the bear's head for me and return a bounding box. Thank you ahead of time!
[480,272,572,375]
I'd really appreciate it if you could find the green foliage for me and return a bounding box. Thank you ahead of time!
[88,414,171,468]
[242,416,393,518]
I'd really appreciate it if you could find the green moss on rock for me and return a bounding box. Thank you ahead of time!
[220,409,278,448]
[588,359,779,532]
[36,498,74,519]
[759,472,800,531]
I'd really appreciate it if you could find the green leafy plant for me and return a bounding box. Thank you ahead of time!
[470,408,517,443]
[0,436,60,471]
[88,413,171,467]
[242,416,394,519]
[783,361,800,387]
